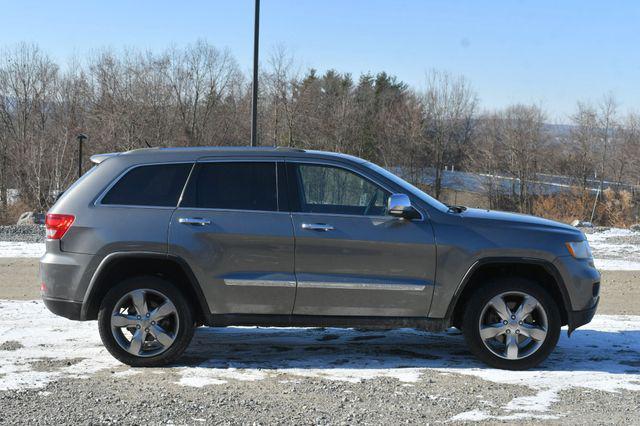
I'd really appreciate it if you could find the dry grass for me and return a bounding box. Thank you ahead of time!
[532,189,637,227]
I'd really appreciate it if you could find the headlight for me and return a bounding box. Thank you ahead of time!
[565,241,593,259]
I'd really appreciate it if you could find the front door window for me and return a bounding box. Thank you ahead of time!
[294,164,389,216]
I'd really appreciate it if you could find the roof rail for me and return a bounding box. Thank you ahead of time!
[274,146,306,152]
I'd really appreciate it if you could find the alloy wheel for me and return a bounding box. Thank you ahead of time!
[110,288,179,357]
[478,291,548,360]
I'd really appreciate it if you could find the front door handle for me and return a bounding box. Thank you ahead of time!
[178,217,211,226]
[301,223,334,232]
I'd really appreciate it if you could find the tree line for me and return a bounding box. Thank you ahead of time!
[1,41,638,223]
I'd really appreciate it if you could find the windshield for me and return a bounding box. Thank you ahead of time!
[363,162,449,213]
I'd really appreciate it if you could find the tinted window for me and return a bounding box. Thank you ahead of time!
[181,162,278,211]
[101,164,192,207]
[294,164,389,216]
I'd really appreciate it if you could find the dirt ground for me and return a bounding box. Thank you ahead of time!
[0,258,40,300]
[2,257,637,315]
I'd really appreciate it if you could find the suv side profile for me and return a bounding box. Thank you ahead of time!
[41,147,600,370]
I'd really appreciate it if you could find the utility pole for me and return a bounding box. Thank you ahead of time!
[77,133,88,178]
[250,0,260,147]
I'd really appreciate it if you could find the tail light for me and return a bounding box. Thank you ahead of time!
[45,214,75,240]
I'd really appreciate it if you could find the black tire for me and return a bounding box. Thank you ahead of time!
[98,276,194,367]
[462,277,561,370]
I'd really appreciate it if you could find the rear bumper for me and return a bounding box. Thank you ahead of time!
[40,242,96,312]
[42,297,83,320]
[567,297,598,334]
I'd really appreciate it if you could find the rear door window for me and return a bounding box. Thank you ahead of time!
[181,162,278,211]
[101,163,192,207]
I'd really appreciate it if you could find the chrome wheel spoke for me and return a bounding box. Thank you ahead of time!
[505,334,519,360]
[149,301,176,322]
[128,328,146,355]
[520,323,547,341]
[130,290,148,316]
[515,295,538,321]
[488,295,512,321]
[480,323,507,340]
[150,324,175,347]
[111,313,138,328]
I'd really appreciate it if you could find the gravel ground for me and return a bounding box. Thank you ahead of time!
[0,225,45,243]
[2,367,638,425]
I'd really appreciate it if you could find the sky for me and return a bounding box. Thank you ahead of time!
[1,0,639,121]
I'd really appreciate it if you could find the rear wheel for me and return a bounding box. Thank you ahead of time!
[98,276,194,367]
[462,277,561,370]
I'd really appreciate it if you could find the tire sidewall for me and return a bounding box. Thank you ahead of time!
[98,276,194,367]
[462,277,561,370]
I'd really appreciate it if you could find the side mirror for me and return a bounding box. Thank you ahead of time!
[388,193,420,219]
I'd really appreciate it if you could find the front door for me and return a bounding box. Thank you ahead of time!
[169,160,296,315]
[287,162,436,317]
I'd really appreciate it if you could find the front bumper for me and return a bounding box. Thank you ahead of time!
[567,297,599,335]
[43,297,83,320]
[551,255,600,334]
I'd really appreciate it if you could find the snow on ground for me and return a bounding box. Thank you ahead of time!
[586,228,640,270]
[1,300,639,420]
[0,242,45,258]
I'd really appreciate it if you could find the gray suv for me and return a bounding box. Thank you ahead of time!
[41,147,600,370]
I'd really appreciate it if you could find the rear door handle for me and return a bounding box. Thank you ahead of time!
[301,223,334,232]
[178,217,211,226]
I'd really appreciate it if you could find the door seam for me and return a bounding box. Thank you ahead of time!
[289,212,299,316]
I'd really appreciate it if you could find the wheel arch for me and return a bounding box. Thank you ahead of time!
[447,258,571,329]
[81,252,211,325]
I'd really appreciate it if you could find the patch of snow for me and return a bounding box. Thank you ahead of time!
[0,300,119,390]
[1,301,639,411]
[178,376,227,387]
[449,409,488,422]
[504,388,558,412]
[585,228,640,271]
[449,409,559,422]
[594,258,640,271]
[0,242,45,258]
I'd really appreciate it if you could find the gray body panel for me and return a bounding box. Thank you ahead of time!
[168,208,296,315]
[291,213,436,316]
[40,146,600,332]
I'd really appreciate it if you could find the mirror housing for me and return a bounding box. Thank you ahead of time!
[388,193,420,219]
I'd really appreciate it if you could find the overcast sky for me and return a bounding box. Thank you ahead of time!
[2,0,639,121]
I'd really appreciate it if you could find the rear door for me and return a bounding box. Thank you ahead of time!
[168,159,296,315]
[287,161,436,317]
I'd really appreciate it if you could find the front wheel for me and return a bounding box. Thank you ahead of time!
[98,276,194,367]
[462,277,561,370]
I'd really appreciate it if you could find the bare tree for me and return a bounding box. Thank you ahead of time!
[500,105,547,213]
[0,43,59,209]
[567,102,599,190]
[596,94,618,186]
[421,70,477,199]
[165,40,240,145]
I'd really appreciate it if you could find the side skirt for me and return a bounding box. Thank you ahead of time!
[208,314,448,332]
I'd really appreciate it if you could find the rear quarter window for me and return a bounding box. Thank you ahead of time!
[101,163,192,207]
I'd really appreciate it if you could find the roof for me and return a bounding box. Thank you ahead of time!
[91,146,367,164]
